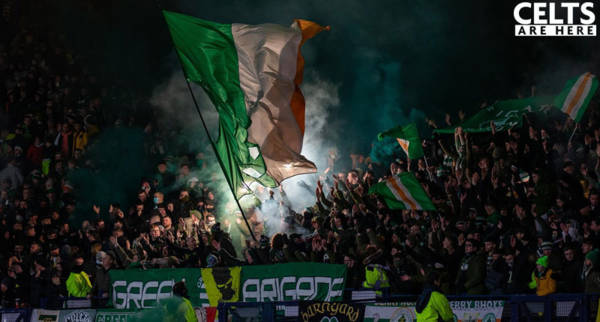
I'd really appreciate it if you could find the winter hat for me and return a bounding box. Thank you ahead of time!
[536,256,549,268]
[586,249,600,267]
[541,241,553,251]
[189,210,202,220]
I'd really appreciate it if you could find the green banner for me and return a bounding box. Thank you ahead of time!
[434,96,553,134]
[109,264,346,309]
[240,263,346,302]
[109,268,208,309]
[95,309,136,322]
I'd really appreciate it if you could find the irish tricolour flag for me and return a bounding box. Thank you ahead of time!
[164,11,328,197]
[377,123,424,159]
[554,72,598,122]
[369,172,436,210]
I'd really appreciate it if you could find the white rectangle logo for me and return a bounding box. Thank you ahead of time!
[515,24,597,36]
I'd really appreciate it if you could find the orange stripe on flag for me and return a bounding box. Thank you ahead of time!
[291,20,330,134]
[387,177,417,210]
[566,72,592,116]
[396,138,410,155]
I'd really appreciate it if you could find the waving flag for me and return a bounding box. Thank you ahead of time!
[369,172,436,210]
[434,96,553,134]
[378,123,424,159]
[164,11,327,197]
[554,72,598,122]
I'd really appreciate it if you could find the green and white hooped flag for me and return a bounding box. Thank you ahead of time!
[368,172,436,210]
[164,11,328,197]
[554,72,598,122]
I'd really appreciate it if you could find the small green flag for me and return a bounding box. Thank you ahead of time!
[378,123,424,159]
[368,172,436,210]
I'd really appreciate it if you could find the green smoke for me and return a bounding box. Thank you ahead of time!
[68,127,153,226]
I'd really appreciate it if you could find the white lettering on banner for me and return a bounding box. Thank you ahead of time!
[281,276,296,299]
[330,278,344,299]
[243,279,260,302]
[261,278,278,302]
[141,281,158,308]
[126,282,143,308]
[242,276,344,302]
[314,277,330,300]
[296,277,314,299]
[157,281,174,302]
[112,280,175,309]
[112,281,127,309]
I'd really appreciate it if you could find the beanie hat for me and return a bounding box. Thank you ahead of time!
[586,249,600,267]
[536,256,549,268]
[541,241,553,251]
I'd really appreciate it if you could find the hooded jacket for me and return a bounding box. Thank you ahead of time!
[65,265,92,298]
[415,286,454,321]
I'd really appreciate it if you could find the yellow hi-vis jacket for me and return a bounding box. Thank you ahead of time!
[415,291,454,321]
[66,271,92,298]
[363,264,390,295]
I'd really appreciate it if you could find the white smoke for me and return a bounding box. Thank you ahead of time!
[149,69,219,135]
[150,69,340,237]
[279,71,340,212]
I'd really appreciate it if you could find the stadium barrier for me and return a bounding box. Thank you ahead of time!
[217,293,600,322]
[3,262,600,321]
[0,308,30,322]
[1,293,599,321]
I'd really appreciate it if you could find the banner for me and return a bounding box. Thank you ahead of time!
[109,264,346,309]
[451,300,504,322]
[95,309,136,322]
[364,302,416,322]
[1,309,30,322]
[31,309,60,322]
[109,268,208,309]
[299,302,365,322]
[364,300,504,322]
[434,96,553,134]
[58,309,96,322]
[201,266,241,306]
[241,263,346,302]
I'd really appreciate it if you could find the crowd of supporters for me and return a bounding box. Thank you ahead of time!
[3,15,600,312]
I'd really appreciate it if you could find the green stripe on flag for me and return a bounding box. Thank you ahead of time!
[368,172,436,210]
[378,123,424,159]
[163,11,276,198]
[399,172,436,210]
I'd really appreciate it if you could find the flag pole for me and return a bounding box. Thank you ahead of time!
[182,80,257,242]
[154,5,257,242]
[568,123,578,146]
[423,154,434,181]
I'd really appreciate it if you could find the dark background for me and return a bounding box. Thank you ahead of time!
[9,0,600,152]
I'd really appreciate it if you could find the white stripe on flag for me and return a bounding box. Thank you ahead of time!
[562,73,594,119]
[232,23,316,183]
[385,176,420,210]
[396,138,410,156]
